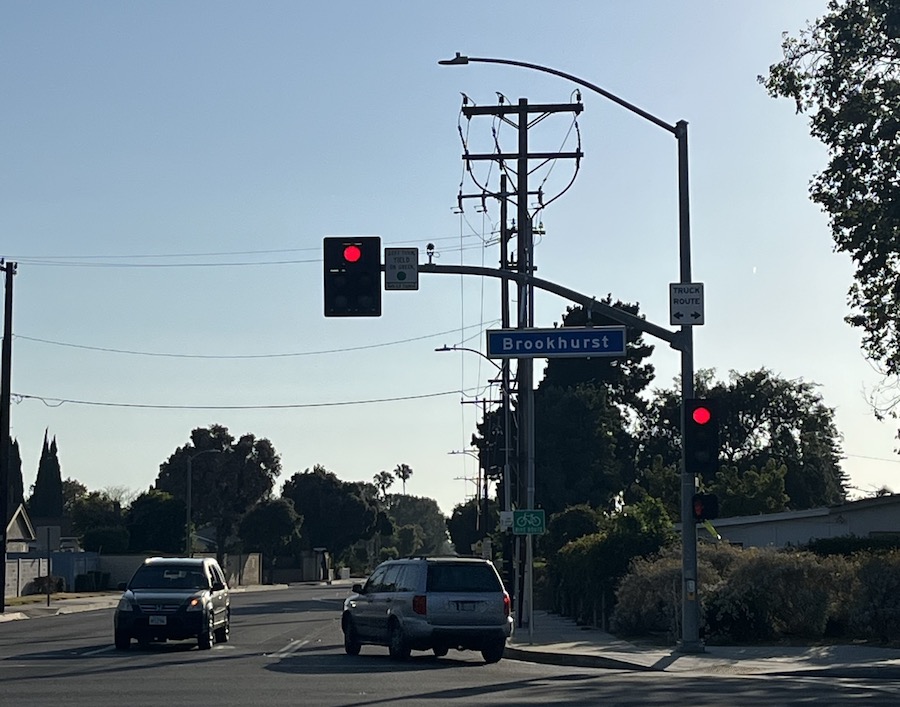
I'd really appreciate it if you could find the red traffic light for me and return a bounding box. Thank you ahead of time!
[343,245,362,263]
[692,406,712,425]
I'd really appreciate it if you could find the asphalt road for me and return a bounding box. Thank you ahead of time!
[2,584,899,706]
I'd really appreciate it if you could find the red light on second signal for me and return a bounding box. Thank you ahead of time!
[692,406,712,425]
[343,244,362,263]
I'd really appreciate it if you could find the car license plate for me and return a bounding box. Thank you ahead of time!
[148,615,167,626]
[456,601,477,612]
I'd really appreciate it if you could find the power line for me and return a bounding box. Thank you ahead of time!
[13,321,500,359]
[5,234,490,268]
[13,388,480,410]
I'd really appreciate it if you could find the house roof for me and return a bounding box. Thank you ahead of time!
[5,503,36,543]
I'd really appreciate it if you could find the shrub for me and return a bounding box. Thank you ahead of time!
[850,550,900,642]
[611,542,740,641]
[704,549,835,642]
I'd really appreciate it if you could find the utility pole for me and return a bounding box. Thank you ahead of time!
[461,98,582,637]
[0,260,17,614]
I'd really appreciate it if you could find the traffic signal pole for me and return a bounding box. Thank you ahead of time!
[439,53,702,653]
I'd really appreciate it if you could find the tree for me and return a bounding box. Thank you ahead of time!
[540,300,656,411]
[395,524,424,556]
[542,504,604,558]
[62,478,88,515]
[394,463,414,495]
[281,465,378,560]
[70,490,126,549]
[28,429,63,518]
[534,383,631,516]
[386,495,450,555]
[471,300,654,516]
[447,498,500,555]
[711,461,790,517]
[6,438,24,522]
[632,368,848,514]
[126,489,184,553]
[239,498,302,581]
[373,470,394,501]
[156,424,282,565]
[761,1,900,378]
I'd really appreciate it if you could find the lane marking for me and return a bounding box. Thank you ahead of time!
[267,638,309,659]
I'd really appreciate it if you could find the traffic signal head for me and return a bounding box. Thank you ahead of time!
[323,237,382,317]
[692,492,719,522]
[684,398,720,478]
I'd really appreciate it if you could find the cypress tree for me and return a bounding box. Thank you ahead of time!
[28,429,64,518]
[7,437,24,522]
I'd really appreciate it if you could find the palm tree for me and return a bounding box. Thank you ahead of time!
[394,464,413,495]
[373,470,395,501]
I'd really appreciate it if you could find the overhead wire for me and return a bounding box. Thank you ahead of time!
[14,321,500,360]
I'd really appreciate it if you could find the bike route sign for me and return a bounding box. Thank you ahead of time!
[513,509,545,535]
[486,326,626,359]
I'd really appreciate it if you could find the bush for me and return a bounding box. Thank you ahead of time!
[704,549,837,642]
[81,525,129,553]
[850,550,900,642]
[806,535,900,556]
[611,542,741,641]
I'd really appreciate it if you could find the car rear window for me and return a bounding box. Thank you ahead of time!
[426,563,501,593]
[130,565,210,590]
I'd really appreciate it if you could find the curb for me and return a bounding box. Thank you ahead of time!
[504,645,657,672]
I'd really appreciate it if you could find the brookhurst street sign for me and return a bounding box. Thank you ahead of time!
[486,326,626,359]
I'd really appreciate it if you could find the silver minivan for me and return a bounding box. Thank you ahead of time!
[342,556,513,662]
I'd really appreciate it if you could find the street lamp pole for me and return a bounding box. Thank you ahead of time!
[439,53,701,651]
[185,448,223,557]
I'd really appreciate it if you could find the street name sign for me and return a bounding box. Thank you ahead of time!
[669,282,705,326]
[486,326,626,359]
[384,248,418,290]
[513,509,545,535]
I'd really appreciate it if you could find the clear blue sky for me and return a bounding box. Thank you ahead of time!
[2,1,895,515]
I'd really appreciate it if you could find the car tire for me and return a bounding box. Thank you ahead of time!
[343,619,361,656]
[198,614,215,650]
[432,646,449,658]
[214,614,230,644]
[388,622,410,661]
[481,640,505,664]
[114,632,130,651]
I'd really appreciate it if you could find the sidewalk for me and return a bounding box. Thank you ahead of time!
[506,610,900,676]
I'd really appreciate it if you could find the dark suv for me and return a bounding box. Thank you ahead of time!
[342,556,513,662]
[114,557,230,650]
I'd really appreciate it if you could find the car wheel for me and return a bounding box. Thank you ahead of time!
[214,615,230,644]
[343,618,361,656]
[198,613,215,650]
[388,622,410,661]
[481,640,505,664]
[114,632,130,651]
[432,646,449,658]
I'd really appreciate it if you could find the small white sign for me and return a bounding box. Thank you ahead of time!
[384,248,419,290]
[669,282,705,326]
[499,511,514,531]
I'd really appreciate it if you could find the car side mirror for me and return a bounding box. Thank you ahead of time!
[352,583,364,594]
[117,582,127,591]
[212,581,226,591]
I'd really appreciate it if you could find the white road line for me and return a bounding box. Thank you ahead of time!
[81,645,116,656]
[267,638,309,659]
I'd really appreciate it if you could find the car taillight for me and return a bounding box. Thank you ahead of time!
[503,592,510,617]
[412,595,427,615]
